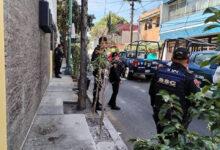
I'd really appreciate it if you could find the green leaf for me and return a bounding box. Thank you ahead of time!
[204,15,219,23]
[158,108,168,120]
[163,126,176,134]
[129,138,138,143]
[209,55,220,65]
[201,85,211,93]
[160,145,171,150]
[173,105,183,113]
[202,78,212,85]
[203,7,219,15]
[199,60,210,67]
[204,24,220,31]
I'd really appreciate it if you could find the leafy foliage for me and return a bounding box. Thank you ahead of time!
[132,87,220,149]
[203,7,220,47]
[57,0,68,42]
[90,13,128,39]
[71,44,80,79]
[131,6,220,150]
[72,0,95,34]
[91,52,109,71]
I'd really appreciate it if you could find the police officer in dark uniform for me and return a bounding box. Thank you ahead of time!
[54,44,63,78]
[91,37,108,111]
[149,47,200,133]
[108,52,124,110]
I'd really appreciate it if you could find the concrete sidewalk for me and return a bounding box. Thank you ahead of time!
[22,75,97,150]
[22,64,128,150]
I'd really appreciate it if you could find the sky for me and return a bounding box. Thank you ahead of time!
[77,0,161,24]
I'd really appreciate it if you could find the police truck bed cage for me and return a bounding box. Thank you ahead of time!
[160,38,217,60]
[126,40,160,49]
[125,40,160,57]
[164,38,216,51]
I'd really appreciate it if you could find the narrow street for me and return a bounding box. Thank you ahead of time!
[104,77,210,150]
[104,77,155,149]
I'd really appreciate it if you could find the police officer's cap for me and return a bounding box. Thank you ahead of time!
[173,47,189,60]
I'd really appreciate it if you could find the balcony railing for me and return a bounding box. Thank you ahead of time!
[164,0,220,22]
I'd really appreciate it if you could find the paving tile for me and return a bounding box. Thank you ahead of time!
[97,142,116,150]
[42,91,77,102]
[23,114,96,150]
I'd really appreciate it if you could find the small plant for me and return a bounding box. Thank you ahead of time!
[131,86,220,149]
[91,51,110,136]
[131,7,220,150]
[71,44,80,79]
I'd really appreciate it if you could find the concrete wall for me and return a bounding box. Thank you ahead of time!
[121,31,139,44]
[4,0,52,149]
[48,0,57,24]
[139,8,160,41]
[139,16,160,41]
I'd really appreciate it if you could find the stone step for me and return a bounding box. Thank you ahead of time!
[37,96,63,115]
[97,142,117,150]
[23,114,97,150]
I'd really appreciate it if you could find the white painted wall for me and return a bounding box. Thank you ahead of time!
[46,0,61,45]
[47,0,57,24]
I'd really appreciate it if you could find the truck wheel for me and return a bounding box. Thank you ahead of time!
[145,75,152,81]
[127,72,133,80]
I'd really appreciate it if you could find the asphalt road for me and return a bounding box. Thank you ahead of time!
[103,76,210,150]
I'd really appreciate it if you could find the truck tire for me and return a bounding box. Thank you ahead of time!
[127,72,133,80]
[145,75,152,81]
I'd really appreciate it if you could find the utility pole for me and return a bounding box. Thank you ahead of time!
[78,0,88,110]
[65,0,72,75]
[130,0,135,44]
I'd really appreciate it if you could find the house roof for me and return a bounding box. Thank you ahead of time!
[163,0,176,4]
[116,23,139,32]
[139,7,160,22]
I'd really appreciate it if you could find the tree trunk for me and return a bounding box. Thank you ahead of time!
[78,0,88,110]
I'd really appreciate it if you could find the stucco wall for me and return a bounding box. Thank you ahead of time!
[4,0,54,149]
[139,15,160,41]
[139,8,160,41]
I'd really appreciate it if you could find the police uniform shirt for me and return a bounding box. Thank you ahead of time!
[149,62,199,111]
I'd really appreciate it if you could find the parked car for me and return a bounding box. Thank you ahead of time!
[189,50,220,85]
[213,66,220,84]
[119,51,127,64]
[124,50,147,79]
[121,50,160,79]
[120,40,160,80]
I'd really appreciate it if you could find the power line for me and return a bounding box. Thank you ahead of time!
[115,2,125,14]
[104,0,107,15]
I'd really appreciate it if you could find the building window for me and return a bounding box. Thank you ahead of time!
[144,21,148,30]
[196,0,209,11]
[156,17,160,27]
[167,0,220,21]
[177,0,186,16]
[186,0,196,15]
[168,2,177,20]
[168,0,186,20]
[147,19,152,29]
[209,0,220,7]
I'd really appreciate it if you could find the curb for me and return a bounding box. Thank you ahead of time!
[87,89,128,150]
